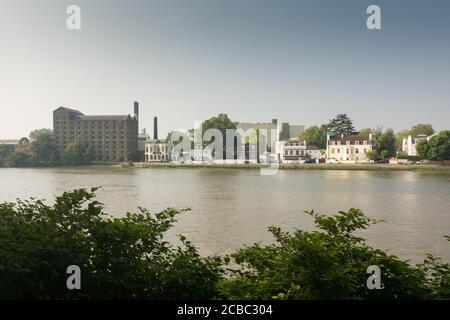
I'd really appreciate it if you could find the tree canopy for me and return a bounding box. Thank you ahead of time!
[416,131,450,160]
[373,128,397,158]
[29,128,53,140]
[31,129,59,166]
[62,141,94,165]
[298,125,327,149]
[201,113,237,139]
[327,114,355,136]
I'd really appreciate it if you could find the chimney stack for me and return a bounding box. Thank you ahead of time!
[134,101,139,121]
[154,116,158,141]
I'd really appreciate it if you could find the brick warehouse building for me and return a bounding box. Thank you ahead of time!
[53,102,139,162]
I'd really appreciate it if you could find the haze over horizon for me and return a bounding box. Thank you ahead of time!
[1,0,449,139]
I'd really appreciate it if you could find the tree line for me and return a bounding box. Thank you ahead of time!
[0,128,94,167]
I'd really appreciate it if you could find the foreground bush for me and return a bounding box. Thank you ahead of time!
[1,189,449,299]
[217,209,450,300]
[0,188,222,299]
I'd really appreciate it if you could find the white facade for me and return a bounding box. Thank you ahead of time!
[275,139,321,163]
[306,146,321,160]
[282,140,307,163]
[326,134,373,162]
[401,134,429,156]
[145,141,172,162]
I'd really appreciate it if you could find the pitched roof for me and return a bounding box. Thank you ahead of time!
[329,135,370,142]
[53,106,84,115]
[77,115,132,121]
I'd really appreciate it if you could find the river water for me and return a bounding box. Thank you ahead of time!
[1,166,449,263]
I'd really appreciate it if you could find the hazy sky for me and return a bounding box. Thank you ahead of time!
[1,0,449,139]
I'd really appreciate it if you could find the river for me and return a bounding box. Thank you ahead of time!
[1,166,449,263]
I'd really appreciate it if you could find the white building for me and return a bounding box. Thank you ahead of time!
[274,139,321,163]
[306,145,321,160]
[281,139,307,163]
[401,134,434,156]
[145,140,172,162]
[326,134,373,163]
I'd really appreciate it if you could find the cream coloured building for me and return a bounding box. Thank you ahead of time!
[326,134,373,162]
[145,140,172,162]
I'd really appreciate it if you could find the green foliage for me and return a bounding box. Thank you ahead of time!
[373,128,397,158]
[3,150,34,167]
[0,129,59,167]
[396,129,410,151]
[2,189,450,300]
[31,129,59,166]
[358,128,373,137]
[202,113,237,140]
[0,144,15,167]
[416,140,430,159]
[396,124,435,151]
[327,114,355,137]
[298,125,327,149]
[29,128,53,141]
[0,188,222,299]
[416,131,450,160]
[201,113,237,158]
[217,209,449,300]
[62,141,94,165]
[410,124,435,137]
[365,149,379,160]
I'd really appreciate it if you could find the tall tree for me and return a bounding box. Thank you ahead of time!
[201,114,237,158]
[202,114,237,138]
[358,128,373,137]
[327,114,355,136]
[29,128,53,140]
[298,125,328,149]
[373,128,397,158]
[30,129,59,166]
[410,123,435,137]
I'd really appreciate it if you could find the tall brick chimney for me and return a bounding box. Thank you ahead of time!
[153,116,158,141]
[134,101,139,121]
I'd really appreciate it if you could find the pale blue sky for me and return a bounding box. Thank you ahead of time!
[0,0,449,139]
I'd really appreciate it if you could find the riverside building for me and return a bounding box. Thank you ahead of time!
[53,102,139,162]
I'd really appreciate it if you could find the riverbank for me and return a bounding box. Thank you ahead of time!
[124,162,450,172]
